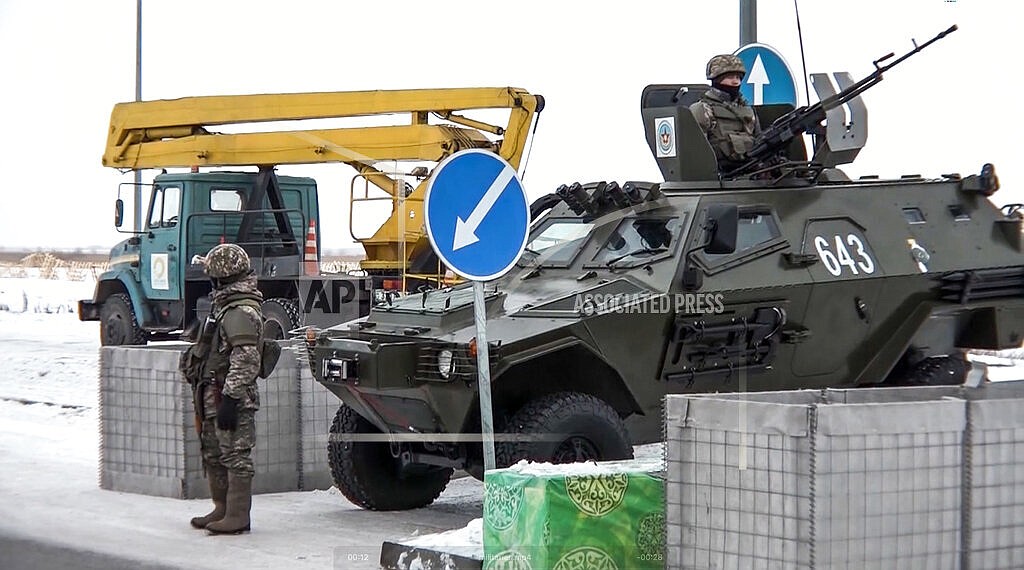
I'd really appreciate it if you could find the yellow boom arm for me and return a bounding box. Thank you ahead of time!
[102,87,543,277]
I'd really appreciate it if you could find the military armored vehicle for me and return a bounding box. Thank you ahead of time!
[305,26,1024,510]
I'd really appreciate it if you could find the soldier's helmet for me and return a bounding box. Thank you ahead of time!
[203,243,250,279]
[706,54,746,80]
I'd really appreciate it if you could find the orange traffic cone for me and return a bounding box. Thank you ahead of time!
[304,219,319,275]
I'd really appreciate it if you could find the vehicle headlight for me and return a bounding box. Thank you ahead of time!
[437,349,454,379]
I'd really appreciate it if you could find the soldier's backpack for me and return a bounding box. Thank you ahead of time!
[220,298,282,379]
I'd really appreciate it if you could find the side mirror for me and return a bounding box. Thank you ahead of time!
[114,199,125,228]
[679,204,739,291]
[705,204,738,255]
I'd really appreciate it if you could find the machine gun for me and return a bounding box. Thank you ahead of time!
[726,24,958,178]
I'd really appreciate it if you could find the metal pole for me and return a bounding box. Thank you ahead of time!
[473,281,496,472]
[133,0,143,232]
[739,0,757,47]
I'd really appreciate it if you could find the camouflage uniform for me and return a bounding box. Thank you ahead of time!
[199,271,263,478]
[690,54,762,172]
[187,243,264,534]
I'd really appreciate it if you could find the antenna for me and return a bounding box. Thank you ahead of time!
[793,0,811,107]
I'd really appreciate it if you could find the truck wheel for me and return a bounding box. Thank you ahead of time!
[900,355,970,386]
[99,293,146,346]
[327,405,452,511]
[497,392,633,467]
[261,298,302,340]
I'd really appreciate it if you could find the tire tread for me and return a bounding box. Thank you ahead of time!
[327,405,451,511]
[496,391,632,468]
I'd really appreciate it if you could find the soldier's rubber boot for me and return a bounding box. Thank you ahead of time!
[190,466,228,529]
[206,473,252,534]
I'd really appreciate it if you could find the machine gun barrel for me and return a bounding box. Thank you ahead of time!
[728,25,958,177]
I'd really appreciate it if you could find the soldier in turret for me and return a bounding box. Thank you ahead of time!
[690,54,762,173]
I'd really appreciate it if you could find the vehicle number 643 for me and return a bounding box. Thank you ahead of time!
[813,234,876,276]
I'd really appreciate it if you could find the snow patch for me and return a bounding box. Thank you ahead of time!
[500,455,665,477]
[0,276,94,314]
[397,518,483,560]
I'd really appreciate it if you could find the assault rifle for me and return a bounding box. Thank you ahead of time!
[725,24,958,178]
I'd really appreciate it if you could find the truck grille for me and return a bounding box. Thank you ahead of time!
[415,343,499,383]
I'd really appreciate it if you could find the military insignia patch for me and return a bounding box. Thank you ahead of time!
[655,117,676,158]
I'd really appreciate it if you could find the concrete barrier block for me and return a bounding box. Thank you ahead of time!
[965,381,1024,568]
[99,345,337,499]
[665,387,968,569]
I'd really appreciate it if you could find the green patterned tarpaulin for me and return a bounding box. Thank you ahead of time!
[483,458,665,570]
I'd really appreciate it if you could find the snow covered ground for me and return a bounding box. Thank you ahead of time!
[1,274,1022,569]
[0,277,494,569]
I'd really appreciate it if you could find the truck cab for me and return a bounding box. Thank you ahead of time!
[80,170,370,345]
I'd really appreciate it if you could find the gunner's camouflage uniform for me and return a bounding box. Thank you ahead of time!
[690,53,763,173]
[690,87,761,171]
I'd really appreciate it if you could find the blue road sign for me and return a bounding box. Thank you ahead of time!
[424,149,530,281]
[734,43,798,107]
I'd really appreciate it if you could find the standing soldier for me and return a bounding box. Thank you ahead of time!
[184,243,264,534]
[690,54,762,173]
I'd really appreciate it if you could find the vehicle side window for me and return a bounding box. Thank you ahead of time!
[210,189,244,211]
[148,186,181,229]
[701,208,783,266]
[526,220,595,267]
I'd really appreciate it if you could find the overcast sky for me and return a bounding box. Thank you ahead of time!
[0,0,1016,250]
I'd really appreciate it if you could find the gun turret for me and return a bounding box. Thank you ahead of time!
[726,24,958,178]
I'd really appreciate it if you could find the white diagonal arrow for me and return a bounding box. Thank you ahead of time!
[453,166,516,250]
[746,54,770,105]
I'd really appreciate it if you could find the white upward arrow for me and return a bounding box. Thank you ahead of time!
[453,166,516,250]
[746,54,770,105]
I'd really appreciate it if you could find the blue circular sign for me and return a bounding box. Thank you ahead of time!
[734,43,799,107]
[424,149,530,281]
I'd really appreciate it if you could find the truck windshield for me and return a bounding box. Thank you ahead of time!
[526,220,595,266]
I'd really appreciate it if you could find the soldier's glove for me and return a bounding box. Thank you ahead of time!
[216,395,240,431]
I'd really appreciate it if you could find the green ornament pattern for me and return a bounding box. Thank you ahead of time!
[485,464,664,570]
[485,482,524,531]
[635,511,665,557]
[552,546,619,570]
[564,473,629,517]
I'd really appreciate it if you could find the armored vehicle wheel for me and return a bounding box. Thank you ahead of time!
[99,293,146,346]
[497,392,633,467]
[261,298,302,340]
[327,405,453,511]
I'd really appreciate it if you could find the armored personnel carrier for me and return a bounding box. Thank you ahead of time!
[305,26,1024,510]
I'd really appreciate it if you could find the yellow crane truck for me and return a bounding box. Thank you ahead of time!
[79,87,544,345]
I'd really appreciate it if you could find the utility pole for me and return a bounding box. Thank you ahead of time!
[739,0,757,47]
[134,0,143,232]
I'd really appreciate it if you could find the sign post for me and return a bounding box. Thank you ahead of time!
[472,281,493,470]
[424,149,531,472]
